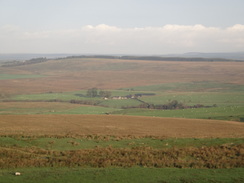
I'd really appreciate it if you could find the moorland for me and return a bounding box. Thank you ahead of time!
[0,56,244,182]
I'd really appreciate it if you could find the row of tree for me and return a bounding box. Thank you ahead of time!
[124,99,216,110]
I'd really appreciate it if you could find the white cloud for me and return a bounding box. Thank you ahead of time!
[0,24,244,54]
[227,24,244,31]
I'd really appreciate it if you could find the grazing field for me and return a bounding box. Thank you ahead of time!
[112,106,244,121]
[1,167,243,183]
[125,81,244,92]
[0,74,44,80]
[0,102,120,115]
[9,90,244,107]
[138,92,244,107]
[4,89,244,121]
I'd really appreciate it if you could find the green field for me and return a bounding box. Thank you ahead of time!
[1,167,243,183]
[112,106,244,121]
[0,103,120,115]
[139,92,244,107]
[124,81,244,92]
[1,136,243,150]
[9,91,244,108]
[0,74,44,80]
[9,81,244,109]
[6,84,244,121]
[11,91,88,101]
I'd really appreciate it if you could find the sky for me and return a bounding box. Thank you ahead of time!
[0,0,244,54]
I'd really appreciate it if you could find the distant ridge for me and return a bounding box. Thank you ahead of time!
[164,52,244,60]
[0,54,79,61]
[1,52,244,62]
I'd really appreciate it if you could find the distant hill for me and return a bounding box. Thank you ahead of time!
[1,52,244,63]
[0,54,78,62]
[64,55,243,62]
[165,52,244,60]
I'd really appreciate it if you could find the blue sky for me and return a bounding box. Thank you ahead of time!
[0,0,244,54]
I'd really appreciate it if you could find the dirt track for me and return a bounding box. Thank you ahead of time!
[0,114,243,138]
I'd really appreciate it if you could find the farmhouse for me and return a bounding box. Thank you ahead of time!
[111,96,128,100]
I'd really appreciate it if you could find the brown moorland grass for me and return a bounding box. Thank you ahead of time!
[0,58,244,94]
[0,114,243,138]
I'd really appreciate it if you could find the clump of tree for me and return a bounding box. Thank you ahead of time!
[99,90,112,98]
[86,88,112,98]
[86,88,98,97]
[164,100,185,109]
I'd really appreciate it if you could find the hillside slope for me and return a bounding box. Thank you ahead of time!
[1,58,244,94]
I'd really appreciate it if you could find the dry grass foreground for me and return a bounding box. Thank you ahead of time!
[0,114,243,138]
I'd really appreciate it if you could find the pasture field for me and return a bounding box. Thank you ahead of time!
[9,90,244,107]
[0,102,120,115]
[1,102,243,121]
[0,74,44,80]
[1,167,243,183]
[4,89,244,121]
[138,92,244,107]
[112,106,244,121]
[124,81,244,92]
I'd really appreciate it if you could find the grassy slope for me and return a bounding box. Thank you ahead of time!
[1,136,243,150]
[0,74,44,80]
[1,167,244,183]
[0,102,120,115]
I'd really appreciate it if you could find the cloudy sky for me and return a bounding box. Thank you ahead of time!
[0,0,244,54]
